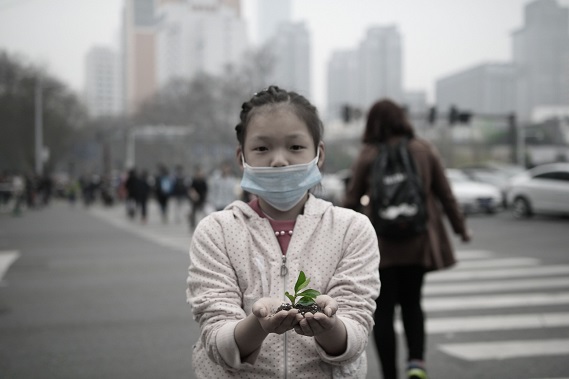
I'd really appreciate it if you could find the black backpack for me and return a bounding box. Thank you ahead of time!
[370,139,428,239]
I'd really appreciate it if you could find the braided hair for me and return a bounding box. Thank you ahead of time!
[235,85,323,150]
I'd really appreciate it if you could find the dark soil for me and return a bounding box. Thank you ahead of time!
[276,303,322,315]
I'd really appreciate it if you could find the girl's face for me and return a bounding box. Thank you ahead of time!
[237,105,324,169]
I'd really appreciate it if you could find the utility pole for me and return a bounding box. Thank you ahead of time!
[35,76,43,176]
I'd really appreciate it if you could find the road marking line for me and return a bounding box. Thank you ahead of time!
[453,257,540,270]
[439,339,569,360]
[425,277,569,295]
[88,208,188,252]
[455,250,495,260]
[0,250,20,282]
[427,265,569,282]
[408,312,569,334]
[424,292,569,311]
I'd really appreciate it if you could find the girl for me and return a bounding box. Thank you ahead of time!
[186,86,380,378]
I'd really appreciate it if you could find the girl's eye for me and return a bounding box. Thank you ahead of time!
[290,145,304,151]
[253,146,268,152]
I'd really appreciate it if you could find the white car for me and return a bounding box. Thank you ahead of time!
[506,162,569,219]
[446,169,503,215]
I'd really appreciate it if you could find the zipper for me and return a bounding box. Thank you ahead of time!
[282,265,288,379]
[280,254,288,277]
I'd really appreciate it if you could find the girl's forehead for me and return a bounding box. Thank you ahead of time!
[248,105,310,135]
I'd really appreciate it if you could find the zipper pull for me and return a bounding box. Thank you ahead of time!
[280,255,288,277]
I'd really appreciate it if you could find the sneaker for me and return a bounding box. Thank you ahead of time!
[407,366,428,379]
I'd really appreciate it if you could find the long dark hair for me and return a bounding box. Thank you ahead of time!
[362,99,415,144]
[235,85,323,150]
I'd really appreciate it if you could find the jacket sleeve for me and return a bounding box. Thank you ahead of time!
[315,211,380,366]
[428,145,467,235]
[186,215,255,371]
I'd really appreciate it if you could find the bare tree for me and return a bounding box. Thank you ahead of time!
[0,51,87,173]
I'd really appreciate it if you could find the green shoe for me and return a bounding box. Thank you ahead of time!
[407,367,428,379]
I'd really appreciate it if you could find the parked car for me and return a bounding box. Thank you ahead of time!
[446,169,503,215]
[460,163,525,207]
[506,162,569,219]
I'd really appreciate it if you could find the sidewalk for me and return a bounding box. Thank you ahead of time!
[88,199,198,254]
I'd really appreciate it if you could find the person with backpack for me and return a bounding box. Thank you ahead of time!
[342,99,472,379]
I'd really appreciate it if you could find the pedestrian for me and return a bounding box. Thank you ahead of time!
[124,168,138,219]
[11,172,25,216]
[172,164,188,223]
[342,98,472,379]
[208,160,238,211]
[154,164,172,223]
[135,169,151,224]
[186,85,380,378]
[187,165,208,230]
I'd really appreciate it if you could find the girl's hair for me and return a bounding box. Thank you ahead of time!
[362,98,415,144]
[235,85,323,150]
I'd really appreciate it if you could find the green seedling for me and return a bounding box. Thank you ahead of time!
[285,271,321,307]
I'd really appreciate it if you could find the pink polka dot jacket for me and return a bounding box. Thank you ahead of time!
[186,195,381,378]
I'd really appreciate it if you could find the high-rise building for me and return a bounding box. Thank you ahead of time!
[326,25,403,119]
[84,46,123,118]
[122,0,158,115]
[512,0,569,121]
[436,63,516,115]
[358,25,403,109]
[155,0,247,87]
[327,50,359,120]
[267,21,311,98]
[257,0,292,46]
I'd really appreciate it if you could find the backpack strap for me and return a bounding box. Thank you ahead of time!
[398,138,426,199]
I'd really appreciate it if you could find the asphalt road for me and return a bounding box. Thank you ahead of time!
[1,200,568,378]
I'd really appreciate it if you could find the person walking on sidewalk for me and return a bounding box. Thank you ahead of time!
[187,165,208,230]
[154,164,172,223]
[342,98,472,379]
[172,164,189,223]
[135,169,151,224]
[209,161,238,211]
[124,168,138,220]
[186,85,380,378]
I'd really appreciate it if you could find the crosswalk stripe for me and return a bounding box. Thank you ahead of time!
[453,257,540,270]
[438,339,569,360]
[0,250,20,282]
[427,265,569,282]
[424,277,569,295]
[424,292,569,311]
[422,312,569,334]
[455,250,495,260]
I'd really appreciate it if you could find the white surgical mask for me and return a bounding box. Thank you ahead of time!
[241,153,322,211]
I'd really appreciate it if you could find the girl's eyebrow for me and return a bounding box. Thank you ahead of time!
[248,133,310,141]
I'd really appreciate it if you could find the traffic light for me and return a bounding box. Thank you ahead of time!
[448,105,459,125]
[448,105,472,125]
[341,104,352,123]
[458,112,472,123]
[428,106,437,124]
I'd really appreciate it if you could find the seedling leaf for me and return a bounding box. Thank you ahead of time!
[297,296,317,306]
[285,291,296,305]
[297,289,320,299]
[294,271,307,292]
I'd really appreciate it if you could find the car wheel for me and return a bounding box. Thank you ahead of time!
[512,197,532,219]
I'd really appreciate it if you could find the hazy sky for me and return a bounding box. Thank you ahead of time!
[1,0,566,109]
